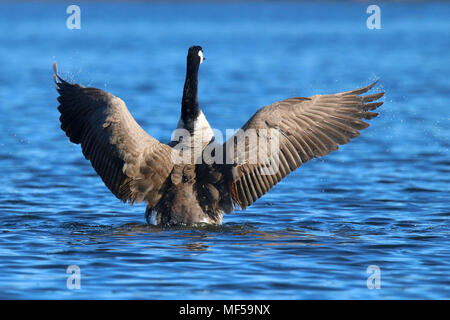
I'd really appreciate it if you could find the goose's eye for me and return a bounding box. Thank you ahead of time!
[198,50,204,64]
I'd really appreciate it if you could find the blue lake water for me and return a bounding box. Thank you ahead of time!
[0,2,449,299]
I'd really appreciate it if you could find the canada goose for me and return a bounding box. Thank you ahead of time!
[54,45,384,226]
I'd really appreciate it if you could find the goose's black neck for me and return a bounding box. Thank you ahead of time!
[181,56,201,131]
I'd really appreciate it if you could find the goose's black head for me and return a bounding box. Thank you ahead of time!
[180,46,205,132]
[187,46,205,69]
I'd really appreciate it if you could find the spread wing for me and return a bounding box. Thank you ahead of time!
[222,81,384,210]
[54,63,174,206]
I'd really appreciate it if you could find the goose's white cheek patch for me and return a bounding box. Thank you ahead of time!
[198,51,204,64]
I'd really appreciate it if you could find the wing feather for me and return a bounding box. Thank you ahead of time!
[222,81,384,209]
[54,64,174,206]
